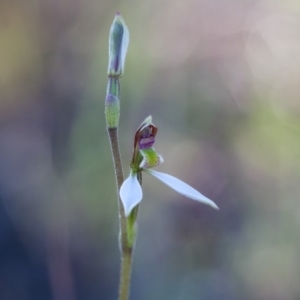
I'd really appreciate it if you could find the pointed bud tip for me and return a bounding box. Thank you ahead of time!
[107,12,129,76]
[139,115,153,131]
[144,115,152,124]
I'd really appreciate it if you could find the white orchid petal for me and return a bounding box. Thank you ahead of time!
[144,169,219,210]
[119,173,143,217]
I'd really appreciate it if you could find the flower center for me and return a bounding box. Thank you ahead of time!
[138,124,156,150]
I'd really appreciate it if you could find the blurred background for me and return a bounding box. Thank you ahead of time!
[0,0,300,299]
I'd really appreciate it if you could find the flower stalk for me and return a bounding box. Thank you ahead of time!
[105,13,133,300]
[105,13,219,300]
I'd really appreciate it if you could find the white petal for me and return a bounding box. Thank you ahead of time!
[119,173,143,217]
[144,169,219,210]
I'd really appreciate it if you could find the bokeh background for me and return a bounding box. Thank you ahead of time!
[1,0,300,299]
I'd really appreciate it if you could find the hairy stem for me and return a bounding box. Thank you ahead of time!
[106,13,132,299]
[118,247,133,300]
[107,128,134,300]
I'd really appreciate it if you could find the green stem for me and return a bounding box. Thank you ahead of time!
[107,127,134,300]
[118,247,133,300]
[106,13,132,300]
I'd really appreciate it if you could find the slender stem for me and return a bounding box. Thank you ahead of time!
[107,128,133,300]
[118,247,133,300]
[106,13,133,300]
[107,128,127,247]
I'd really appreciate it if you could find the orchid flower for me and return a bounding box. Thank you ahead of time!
[120,116,219,217]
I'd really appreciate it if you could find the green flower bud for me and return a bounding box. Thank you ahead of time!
[107,12,129,77]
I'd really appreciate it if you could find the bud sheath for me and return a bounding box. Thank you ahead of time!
[107,12,129,77]
[105,94,120,128]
